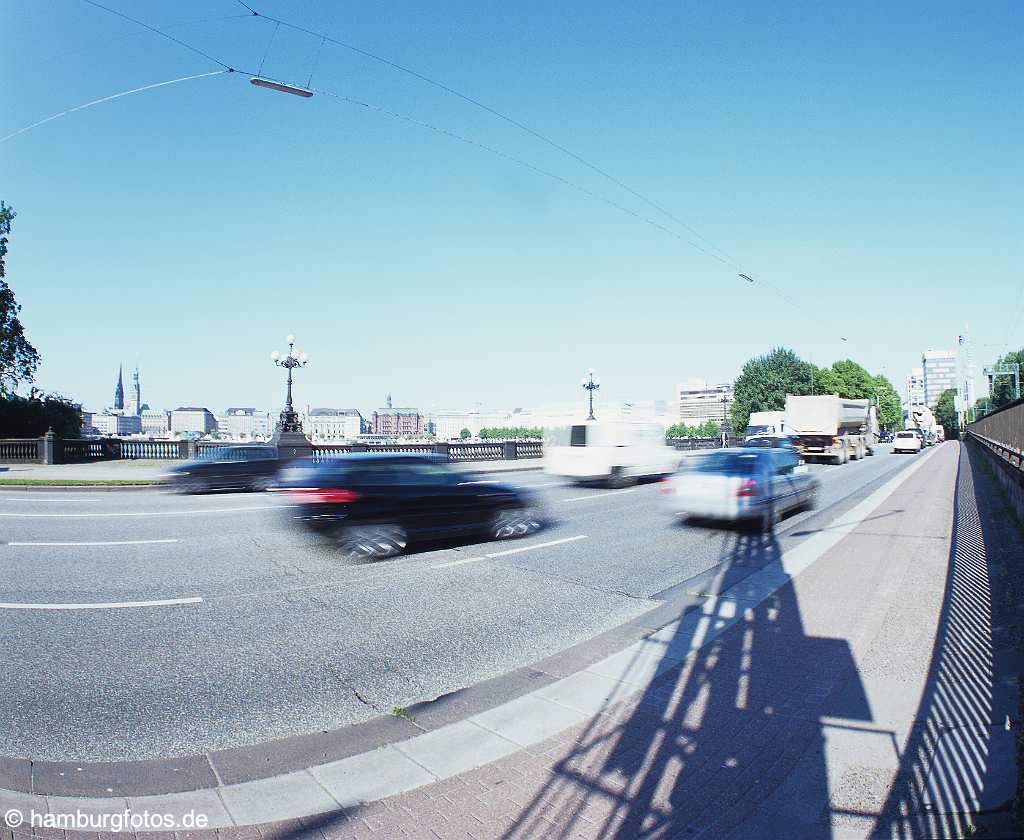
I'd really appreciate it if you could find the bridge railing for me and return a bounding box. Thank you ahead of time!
[965,397,1024,519]
[668,436,743,451]
[966,397,1023,471]
[1,436,545,466]
[0,438,42,463]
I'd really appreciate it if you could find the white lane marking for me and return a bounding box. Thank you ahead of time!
[432,555,489,569]
[0,505,282,518]
[0,596,203,610]
[0,496,105,502]
[561,488,640,503]
[485,534,589,557]
[432,534,589,568]
[6,539,181,547]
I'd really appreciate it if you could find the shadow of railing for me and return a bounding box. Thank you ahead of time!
[870,440,1021,838]
[502,524,871,839]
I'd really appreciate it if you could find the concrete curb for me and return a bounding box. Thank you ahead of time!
[0,448,943,830]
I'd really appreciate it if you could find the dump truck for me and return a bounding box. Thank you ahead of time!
[784,395,878,464]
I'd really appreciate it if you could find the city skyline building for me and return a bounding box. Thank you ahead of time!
[675,379,735,427]
[922,349,957,408]
[113,365,124,412]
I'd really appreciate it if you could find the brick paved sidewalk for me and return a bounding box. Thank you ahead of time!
[4,442,1017,840]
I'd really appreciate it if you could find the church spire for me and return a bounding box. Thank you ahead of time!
[114,365,125,411]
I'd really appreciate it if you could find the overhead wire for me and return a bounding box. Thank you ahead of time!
[314,87,732,265]
[236,1,739,269]
[61,0,840,340]
[81,0,236,70]
[0,70,230,144]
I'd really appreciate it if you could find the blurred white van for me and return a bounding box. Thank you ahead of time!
[544,421,680,487]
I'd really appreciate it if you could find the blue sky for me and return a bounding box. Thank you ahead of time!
[3,0,1022,415]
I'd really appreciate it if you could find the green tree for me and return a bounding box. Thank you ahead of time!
[872,375,902,433]
[934,388,959,439]
[0,202,40,395]
[990,349,1023,409]
[827,359,875,399]
[0,392,81,438]
[728,347,814,435]
[459,427,471,440]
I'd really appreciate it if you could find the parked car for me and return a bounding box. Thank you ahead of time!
[164,445,282,493]
[278,454,544,558]
[659,448,818,532]
[892,431,923,454]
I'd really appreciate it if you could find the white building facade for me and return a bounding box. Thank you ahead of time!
[140,410,170,436]
[224,408,272,440]
[171,407,217,435]
[303,408,364,442]
[92,413,143,437]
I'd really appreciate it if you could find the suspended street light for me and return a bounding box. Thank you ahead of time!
[250,78,313,98]
[738,273,754,283]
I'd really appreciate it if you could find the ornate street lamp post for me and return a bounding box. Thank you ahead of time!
[719,390,731,447]
[270,336,310,454]
[581,369,601,421]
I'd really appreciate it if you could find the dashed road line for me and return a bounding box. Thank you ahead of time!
[0,505,284,518]
[432,534,589,568]
[561,488,640,503]
[0,596,203,610]
[5,539,181,547]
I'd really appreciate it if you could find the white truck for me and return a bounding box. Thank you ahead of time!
[543,421,680,487]
[784,395,878,464]
[744,410,786,441]
[907,405,938,445]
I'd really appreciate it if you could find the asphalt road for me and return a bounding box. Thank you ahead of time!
[0,444,926,761]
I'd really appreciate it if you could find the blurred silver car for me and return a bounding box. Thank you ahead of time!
[659,448,818,531]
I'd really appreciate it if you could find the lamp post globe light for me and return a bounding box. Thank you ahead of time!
[270,335,312,454]
[581,368,601,421]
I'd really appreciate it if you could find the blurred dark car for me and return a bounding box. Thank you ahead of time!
[165,445,281,494]
[277,453,543,559]
[660,448,818,531]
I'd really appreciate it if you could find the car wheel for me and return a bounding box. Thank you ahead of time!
[333,523,408,560]
[492,505,542,539]
[607,467,636,489]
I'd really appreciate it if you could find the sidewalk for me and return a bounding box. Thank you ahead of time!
[0,442,1018,839]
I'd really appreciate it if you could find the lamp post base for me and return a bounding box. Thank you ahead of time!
[271,428,313,460]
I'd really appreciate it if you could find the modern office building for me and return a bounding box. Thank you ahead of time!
[171,407,217,435]
[223,407,272,440]
[304,408,364,442]
[675,380,734,426]
[904,367,925,408]
[92,412,143,437]
[922,350,957,408]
